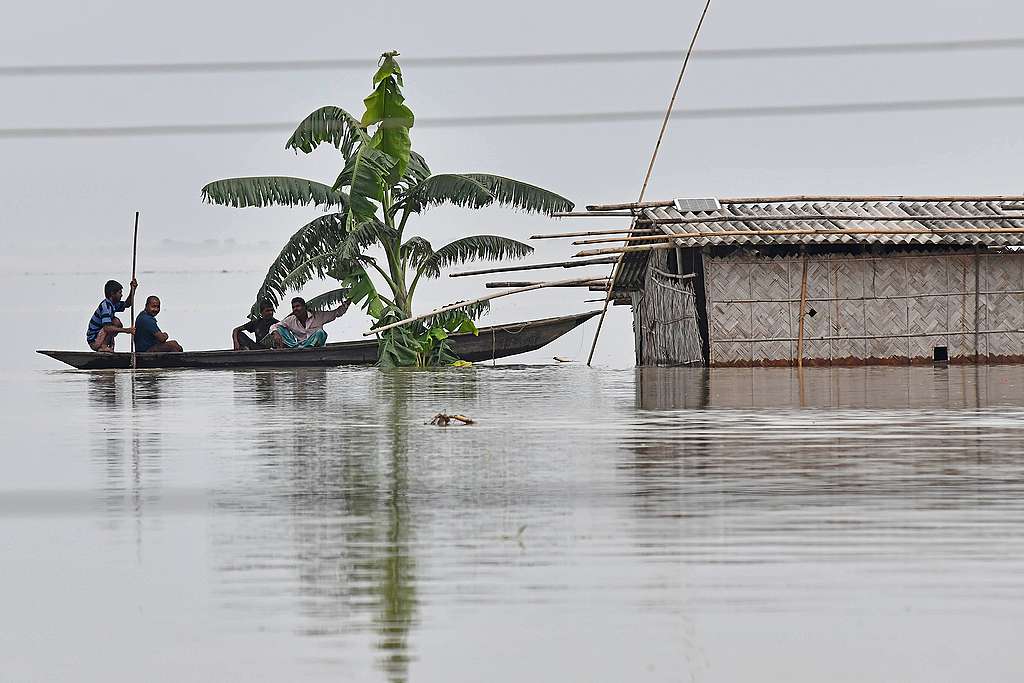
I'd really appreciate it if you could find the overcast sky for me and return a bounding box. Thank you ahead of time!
[3,0,1023,363]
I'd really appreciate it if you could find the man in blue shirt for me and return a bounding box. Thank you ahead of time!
[86,279,138,352]
[134,296,184,353]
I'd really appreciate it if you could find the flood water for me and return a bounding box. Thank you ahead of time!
[4,364,1024,681]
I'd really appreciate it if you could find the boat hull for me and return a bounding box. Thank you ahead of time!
[37,311,599,370]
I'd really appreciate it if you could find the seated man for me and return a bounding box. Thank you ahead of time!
[270,297,349,349]
[87,278,138,352]
[232,300,279,351]
[134,296,184,353]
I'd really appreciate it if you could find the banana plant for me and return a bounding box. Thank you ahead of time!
[201,52,573,365]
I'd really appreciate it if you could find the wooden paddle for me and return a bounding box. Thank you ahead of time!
[130,211,139,370]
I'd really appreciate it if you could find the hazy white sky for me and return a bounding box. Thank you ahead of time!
[3,0,1023,362]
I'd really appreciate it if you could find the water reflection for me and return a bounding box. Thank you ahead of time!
[87,372,165,545]
[622,365,1024,614]
[375,373,415,682]
[215,369,419,682]
[33,364,1024,681]
[635,365,1012,410]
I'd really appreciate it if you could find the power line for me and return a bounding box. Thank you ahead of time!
[2,95,1024,139]
[2,37,1024,77]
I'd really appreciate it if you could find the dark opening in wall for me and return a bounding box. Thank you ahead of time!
[933,346,949,362]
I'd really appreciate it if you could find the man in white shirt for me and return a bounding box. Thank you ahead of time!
[269,296,350,349]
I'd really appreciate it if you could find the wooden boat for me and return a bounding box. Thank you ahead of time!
[37,311,600,370]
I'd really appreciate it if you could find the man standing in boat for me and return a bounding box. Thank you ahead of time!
[134,296,184,353]
[269,297,349,349]
[231,300,279,351]
[86,279,138,352]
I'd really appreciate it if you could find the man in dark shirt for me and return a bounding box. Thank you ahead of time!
[134,296,184,353]
[231,301,279,351]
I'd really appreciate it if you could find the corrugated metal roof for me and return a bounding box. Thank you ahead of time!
[641,199,1024,247]
[613,252,648,292]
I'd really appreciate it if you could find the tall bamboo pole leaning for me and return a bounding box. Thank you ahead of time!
[586,0,713,366]
[130,211,139,371]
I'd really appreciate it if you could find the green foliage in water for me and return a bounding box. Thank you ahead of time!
[201,51,573,366]
[377,305,486,368]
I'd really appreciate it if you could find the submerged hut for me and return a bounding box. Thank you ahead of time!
[587,195,1024,367]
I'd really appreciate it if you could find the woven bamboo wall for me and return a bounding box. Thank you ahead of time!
[703,250,1024,366]
[632,250,703,366]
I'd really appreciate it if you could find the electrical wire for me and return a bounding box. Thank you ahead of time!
[4,95,1024,139]
[1,37,1023,77]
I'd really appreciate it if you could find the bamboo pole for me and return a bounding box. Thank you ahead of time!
[587,225,637,364]
[640,213,1024,225]
[718,194,1024,204]
[576,225,1024,250]
[585,195,1024,211]
[362,277,600,336]
[575,244,677,257]
[585,200,674,211]
[574,234,676,245]
[549,211,633,217]
[130,211,139,371]
[585,0,713,366]
[796,254,808,368]
[975,249,981,360]
[531,228,656,240]
[449,256,618,278]
[485,280,608,288]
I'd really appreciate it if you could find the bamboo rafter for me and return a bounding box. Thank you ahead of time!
[549,211,633,217]
[485,279,608,288]
[585,195,1024,212]
[575,244,676,257]
[585,200,675,211]
[639,213,1024,226]
[574,224,1024,246]
[449,256,618,278]
[531,228,656,240]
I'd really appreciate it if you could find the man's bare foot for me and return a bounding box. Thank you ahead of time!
[97,345,114,353]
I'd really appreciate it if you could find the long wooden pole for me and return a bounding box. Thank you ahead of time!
[720,194,1024,204]
[481,278,602,286]
[573,224,1024,246]
[575,234,678,245]
[575,244,677,257]
[549,211,633,217]
[449,256,618,278]
[640,213,1024,226]
[585,200,674,212]
[531,228,656,240]
[130,211,139,370]
[585,194,1024,211]
[363,277,600,336]
[485,279,608,288]
[796,254,808,368]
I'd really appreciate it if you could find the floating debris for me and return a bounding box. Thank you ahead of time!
[430,412,475,426]
[553,356,574,363]
[500,524,527,548]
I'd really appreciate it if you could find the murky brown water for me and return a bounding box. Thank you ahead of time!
[3,364,1024,681]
